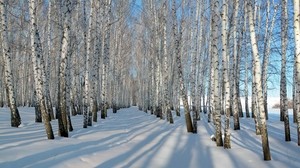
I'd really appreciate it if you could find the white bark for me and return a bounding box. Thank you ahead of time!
[101,0,112,119]
[293,0,300,146]
[211,0,223,146]
[162,2,173,124]
[172,0,193,132]
[247,0,271,160]
[281,0,290,142]
[58,0,72,137]
[222,0,230,149]
[28,0,54,139]
[83,0,94,128]
[0,0,21,127]
[46,0,54,120]
[233,0,240,130]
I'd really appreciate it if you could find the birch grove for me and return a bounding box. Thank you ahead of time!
[0,0,299,160]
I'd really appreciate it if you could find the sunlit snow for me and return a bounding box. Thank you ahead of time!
[0,106,299,168]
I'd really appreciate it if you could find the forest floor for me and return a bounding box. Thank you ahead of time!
[0,106,299,168]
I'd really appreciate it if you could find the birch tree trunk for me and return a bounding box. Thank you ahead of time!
[172,0,193,132]
[208,13,213,123]
[162,2,173,124]
[190,0,199,132]
[245,51,250,118]
[58,0,72,137]
[28,0,54,139]
[222,0,230,149]
[247,0,271,160]
[293,53,297,123]
[84,0,95,127]
[55,0,63,120]
[233,0,240,130]
[46,0,54,120]
[293,0,300,146]
[281,0,291,142]
[92,0,102,121]
[252,55,261,135]
[196,0,204,120]
[66,40,73,132]
[212,0,223,146]
[0,0,21,127]
[101,0,112,119]
[243,4,250,118]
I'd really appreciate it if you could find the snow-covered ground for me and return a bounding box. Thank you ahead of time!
[0,107,299,168]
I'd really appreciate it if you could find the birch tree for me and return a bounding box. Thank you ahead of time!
[28,0,54,139]
[101,0,112,119]
[196,0,205,119]
[0,0,21,127]
[83,0,94,128]
[172,0,193,133]
[92,0,102,121]
[247,0,271,160]
[57,0,72,137]
[222,0,230,149]
[162,2,173,124]
[293,0,300,146]
[190,0,200,132]
[46,0,54,120]
[261,1,278,121]
[232,0,240,130]
[281,0,290,142]
[211,0,223,146]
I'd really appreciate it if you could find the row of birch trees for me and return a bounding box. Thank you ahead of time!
[133,0,300,161]
[1,0,300,161]
[0,0,137,138]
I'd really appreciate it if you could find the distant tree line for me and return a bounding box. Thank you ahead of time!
[272,100,293,109]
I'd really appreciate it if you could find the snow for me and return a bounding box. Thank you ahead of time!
[0,107,299,168]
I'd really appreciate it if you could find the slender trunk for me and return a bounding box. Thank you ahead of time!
[58,0,72,137]
[85,0,95,127]
[172,0,193,132]
[245,64,250,118]
[34,90,42,122]
[101,0,112,119]
[233,0,240,130]
[212,0,223,146]
[222,1,230,149]
[293,53,297,123]
[196,0,204,119]
[281,0,291,142]
[28,0,54,139]
[247,0,271,160]
[293,0,300,146]
[93,0,102,121]
[46,0,54,120]
[0,0,21,128]
[252,55,261,135]
[82,0,89,127]
[208,12,213,123]
[66,40,73,132]
[189,0,198,132]
[162,2,173,124]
